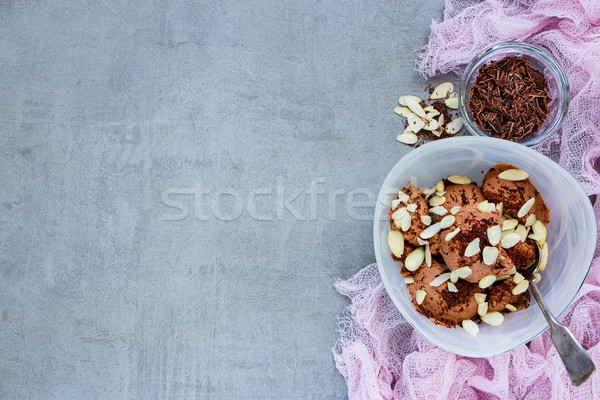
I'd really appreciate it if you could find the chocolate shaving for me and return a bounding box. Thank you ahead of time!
[468,56,552,142]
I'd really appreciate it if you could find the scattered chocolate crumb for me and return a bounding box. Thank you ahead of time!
[468,56,552,141]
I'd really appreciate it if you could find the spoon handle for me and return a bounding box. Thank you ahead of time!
[529,281,596,386]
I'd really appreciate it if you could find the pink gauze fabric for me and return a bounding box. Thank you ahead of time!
[333,1,600,399]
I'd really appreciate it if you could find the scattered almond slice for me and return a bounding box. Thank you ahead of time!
[477,302,489,316]
[391,207,407,222]
[464,238,481,257]
[430,82,454,100]
[455,266,472,279]
[487,225,502,246]
[406,203,418,213]
[447,175,471,184]
[404,275,415,284]
[394,106,413,118]
[387,230,405,258]
[425,244,432,267]
[417,238,428,246]
[421,215,432,226]
[482,246,499,265]
[478,274,496,289]
[423,118,439,131]
[481,311,504,326]
[405,96,426,118]
[423,105,437,113]
[533,272,542,283]
[445,227,460,241]
[435,180,445,192]
[397,191,410,203]
[429,196,446,207]
[445,117,464,134]
[430,272,452,287]
[450,270,458,283]
[407,113,425,133]
[525,214,536,227]
[447,282,458,292]
[415,289,427,305]
[397,131,418,145]
[440,215,455,229]
[462,319,479,337]
[474,293,487,304]
[512,280,530,295]
[505,304,517,312]
[420,222,442,239]
[431,128,443,137]
[450,206,461,215]
[425,110,440,119]
[498,168,529,181]
[429,206,448,216]
[502,219,518,231]
[513,272,525,284]
[515,224,527,242]
[529,220,547,243]
[501,232,521,249]
[436,190,446,196]
[476,200,490,213]
[390,199,401,210]
[517,197,535,218]
[539,242,548,271]
[398,95,422,107]
[497,202,503,213]
[404,247,425,271]
[444,97,459,109]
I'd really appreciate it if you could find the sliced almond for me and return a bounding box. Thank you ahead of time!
[423,118,439,131]
[455,266,472,279]
[507,266,517,275]
[447,175,471,185]
[482,246,499,265]
[447,282,458,292]
[539,242,548,272]
[404,96,426,118]
[481,311,504,327]
[525,214,536,227]
[420,222,441,239]
[502,219,518,231]
[387,230,405,258]
[407,113,425,133]
[477,302,489,316]
[397,131,418,145]
[429,206,448,216]
[423,105,437,113]
[487,225,502,246]
[450,270,458,283]
[513,272,524,284]
[404,247,425,272]
[404,275,415,284]
[512,280,530,295]
[478,274,496,289]
[474,293,487,304]
[462,319,479,337]
[529,220,547,243]
[445,228,460,241]
[435,180,445,192]
[498,168,529,181]
[394,106,413,118]
[476,201,490,213]
[397,190,410,203]
[391,207,407,223]
[421,215,432,226]
[417,238,428,246]
[430,272,452,287]
[430,82,454,100]
[445,117,464,134]
[497,202,503,213]
[515,224,527,242]
[398,95,421,107]
[464,238,481,257]
[415,289,427,305]
[505,304,517,312]
[406,203,418,213]
[533,272,542,283]
[444,97,459,109]
[438,114,444,128]
[429,196,446,207]
[501,232,521,249]
[400,212,411,232]
[517,197,535,218]
[436,190,446,196]
[390,199,401,210]
[425,244,432,267]
[425,110,440,118]
[450,206,461,215]
[431,128,443,137]
[440,215,456,229]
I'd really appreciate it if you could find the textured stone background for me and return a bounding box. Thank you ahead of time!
[0,1,445,398]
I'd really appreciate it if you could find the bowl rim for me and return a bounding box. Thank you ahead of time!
[373,136,596,357]
[457,41,570,148]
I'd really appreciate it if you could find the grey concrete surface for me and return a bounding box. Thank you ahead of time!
[0,1,446,398]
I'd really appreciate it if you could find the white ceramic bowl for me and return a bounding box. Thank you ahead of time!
[373,137,596,357]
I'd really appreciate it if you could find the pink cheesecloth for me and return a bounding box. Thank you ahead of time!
[333,1,600,399]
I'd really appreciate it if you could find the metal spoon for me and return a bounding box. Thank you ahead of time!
[523,245,595,386]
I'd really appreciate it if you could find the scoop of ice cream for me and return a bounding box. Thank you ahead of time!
[487,279,530,313]
[482,164,550,224]
[439,204,512,283]
[407,260,482,327]
[388,185,430,247]
[506,239,537,272]
[442,182,486,213]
